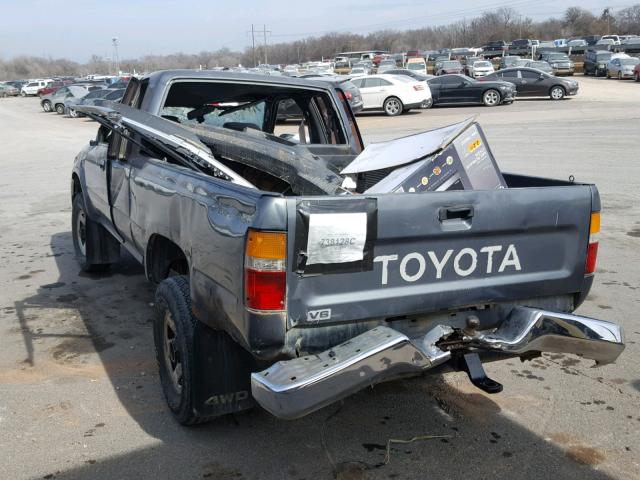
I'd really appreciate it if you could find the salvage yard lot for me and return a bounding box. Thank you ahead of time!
[0,76,639,480]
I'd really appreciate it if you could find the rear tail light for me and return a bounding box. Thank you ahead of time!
[245,230,287,311]
[585,212,600,275]
[413,84,425,91]
[344,91,353,100]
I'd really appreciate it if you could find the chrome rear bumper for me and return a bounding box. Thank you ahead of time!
[251,307,624,419]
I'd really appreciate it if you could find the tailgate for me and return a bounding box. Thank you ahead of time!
[285,185,594,326]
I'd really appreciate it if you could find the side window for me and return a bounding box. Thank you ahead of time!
[107,131,129,161]
[521,70,540,79]
[351,78,363,88]
[57,87,69,95]
[378,78,392,87]
[363,78,382,88]
[96,125,112,144]
[441,76,460,84]
[121,77,140,107]
[502,70,518,79]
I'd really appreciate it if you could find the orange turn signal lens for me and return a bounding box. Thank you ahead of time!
[246,230,286,260]
[590,212,600,235]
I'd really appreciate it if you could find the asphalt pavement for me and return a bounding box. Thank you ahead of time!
[0,76,639,480]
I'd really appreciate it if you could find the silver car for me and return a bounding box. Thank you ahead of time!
[40,85,100,114]
[606,57,640,79]
[65,88,111,117]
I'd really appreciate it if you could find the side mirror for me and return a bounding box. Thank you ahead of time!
[89,139,99,147]
[539,74,545,80]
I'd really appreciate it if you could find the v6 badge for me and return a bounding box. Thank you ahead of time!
[307,308,332,322]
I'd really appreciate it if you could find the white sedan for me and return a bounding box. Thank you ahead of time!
[469,60,495,78]
[349,74,431,116]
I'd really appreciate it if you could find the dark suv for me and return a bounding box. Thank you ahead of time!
[584,50,612,76]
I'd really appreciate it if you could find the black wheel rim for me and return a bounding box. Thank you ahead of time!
[163,310,183,394]
[76,209,87,256]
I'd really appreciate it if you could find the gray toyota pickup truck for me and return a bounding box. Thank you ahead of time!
[71,70,624,425]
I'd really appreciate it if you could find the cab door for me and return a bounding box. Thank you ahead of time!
[358,78,385,108]
[520,69,544,95]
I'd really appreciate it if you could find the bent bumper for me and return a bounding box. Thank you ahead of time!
[251,307,624,419]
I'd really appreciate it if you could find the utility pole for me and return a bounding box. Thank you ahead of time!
[263,24,268,65]
[247,25,270,67]
[251,24,256,67]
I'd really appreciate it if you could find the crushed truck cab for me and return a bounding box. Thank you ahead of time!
[70,70,624,425]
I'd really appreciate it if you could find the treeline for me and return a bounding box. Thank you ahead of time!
[2,5,639,79]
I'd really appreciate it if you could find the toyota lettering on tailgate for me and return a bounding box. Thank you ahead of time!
[373,244,521,285]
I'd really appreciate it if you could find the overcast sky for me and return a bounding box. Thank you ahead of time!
[0,0,626,61]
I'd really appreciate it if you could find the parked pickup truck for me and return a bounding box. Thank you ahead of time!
[71,70,624,425]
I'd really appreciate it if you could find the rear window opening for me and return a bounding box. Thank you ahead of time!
[160,80,347,146]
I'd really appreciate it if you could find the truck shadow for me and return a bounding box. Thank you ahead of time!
[17,232,615,480]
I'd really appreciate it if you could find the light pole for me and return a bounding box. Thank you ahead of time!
[111,37,120,75]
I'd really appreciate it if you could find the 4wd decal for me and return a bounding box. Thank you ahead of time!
[205,390,249,406]
[373,244,521,285]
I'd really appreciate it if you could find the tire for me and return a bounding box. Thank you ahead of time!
[69,108,78,118]
[422,98,433,109]
[20,91,26,97]
[635,72,640,82]
[42,100,52,112]
[383,96,403,116]
[55,103,65,115]
[71,194,110,273]
[482,89,501,106]
[618,72,622,80]
[153,276,202,425]
[606,70,610,79]
[550,85,565,100]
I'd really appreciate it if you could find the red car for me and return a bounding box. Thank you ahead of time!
[37,80,72,97]
[635,63,640,82]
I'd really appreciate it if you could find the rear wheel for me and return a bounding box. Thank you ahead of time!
[55,103,65,114]
[422,98,433,109]
[550,85,565,100]
[71,194,111,272]
[20,91,26,97]
[383,96,403,116]
[618,71,623,80]
[68,108,78,118]
[153,275,254,425]
[482,89,501,106]
[42,100,52,112]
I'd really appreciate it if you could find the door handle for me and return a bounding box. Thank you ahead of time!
[96,157,106,169]
[439,205,474,222]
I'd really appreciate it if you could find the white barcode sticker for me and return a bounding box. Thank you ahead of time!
[306,212,367,265]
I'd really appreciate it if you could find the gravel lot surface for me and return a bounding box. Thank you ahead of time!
[0,76,639,480]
